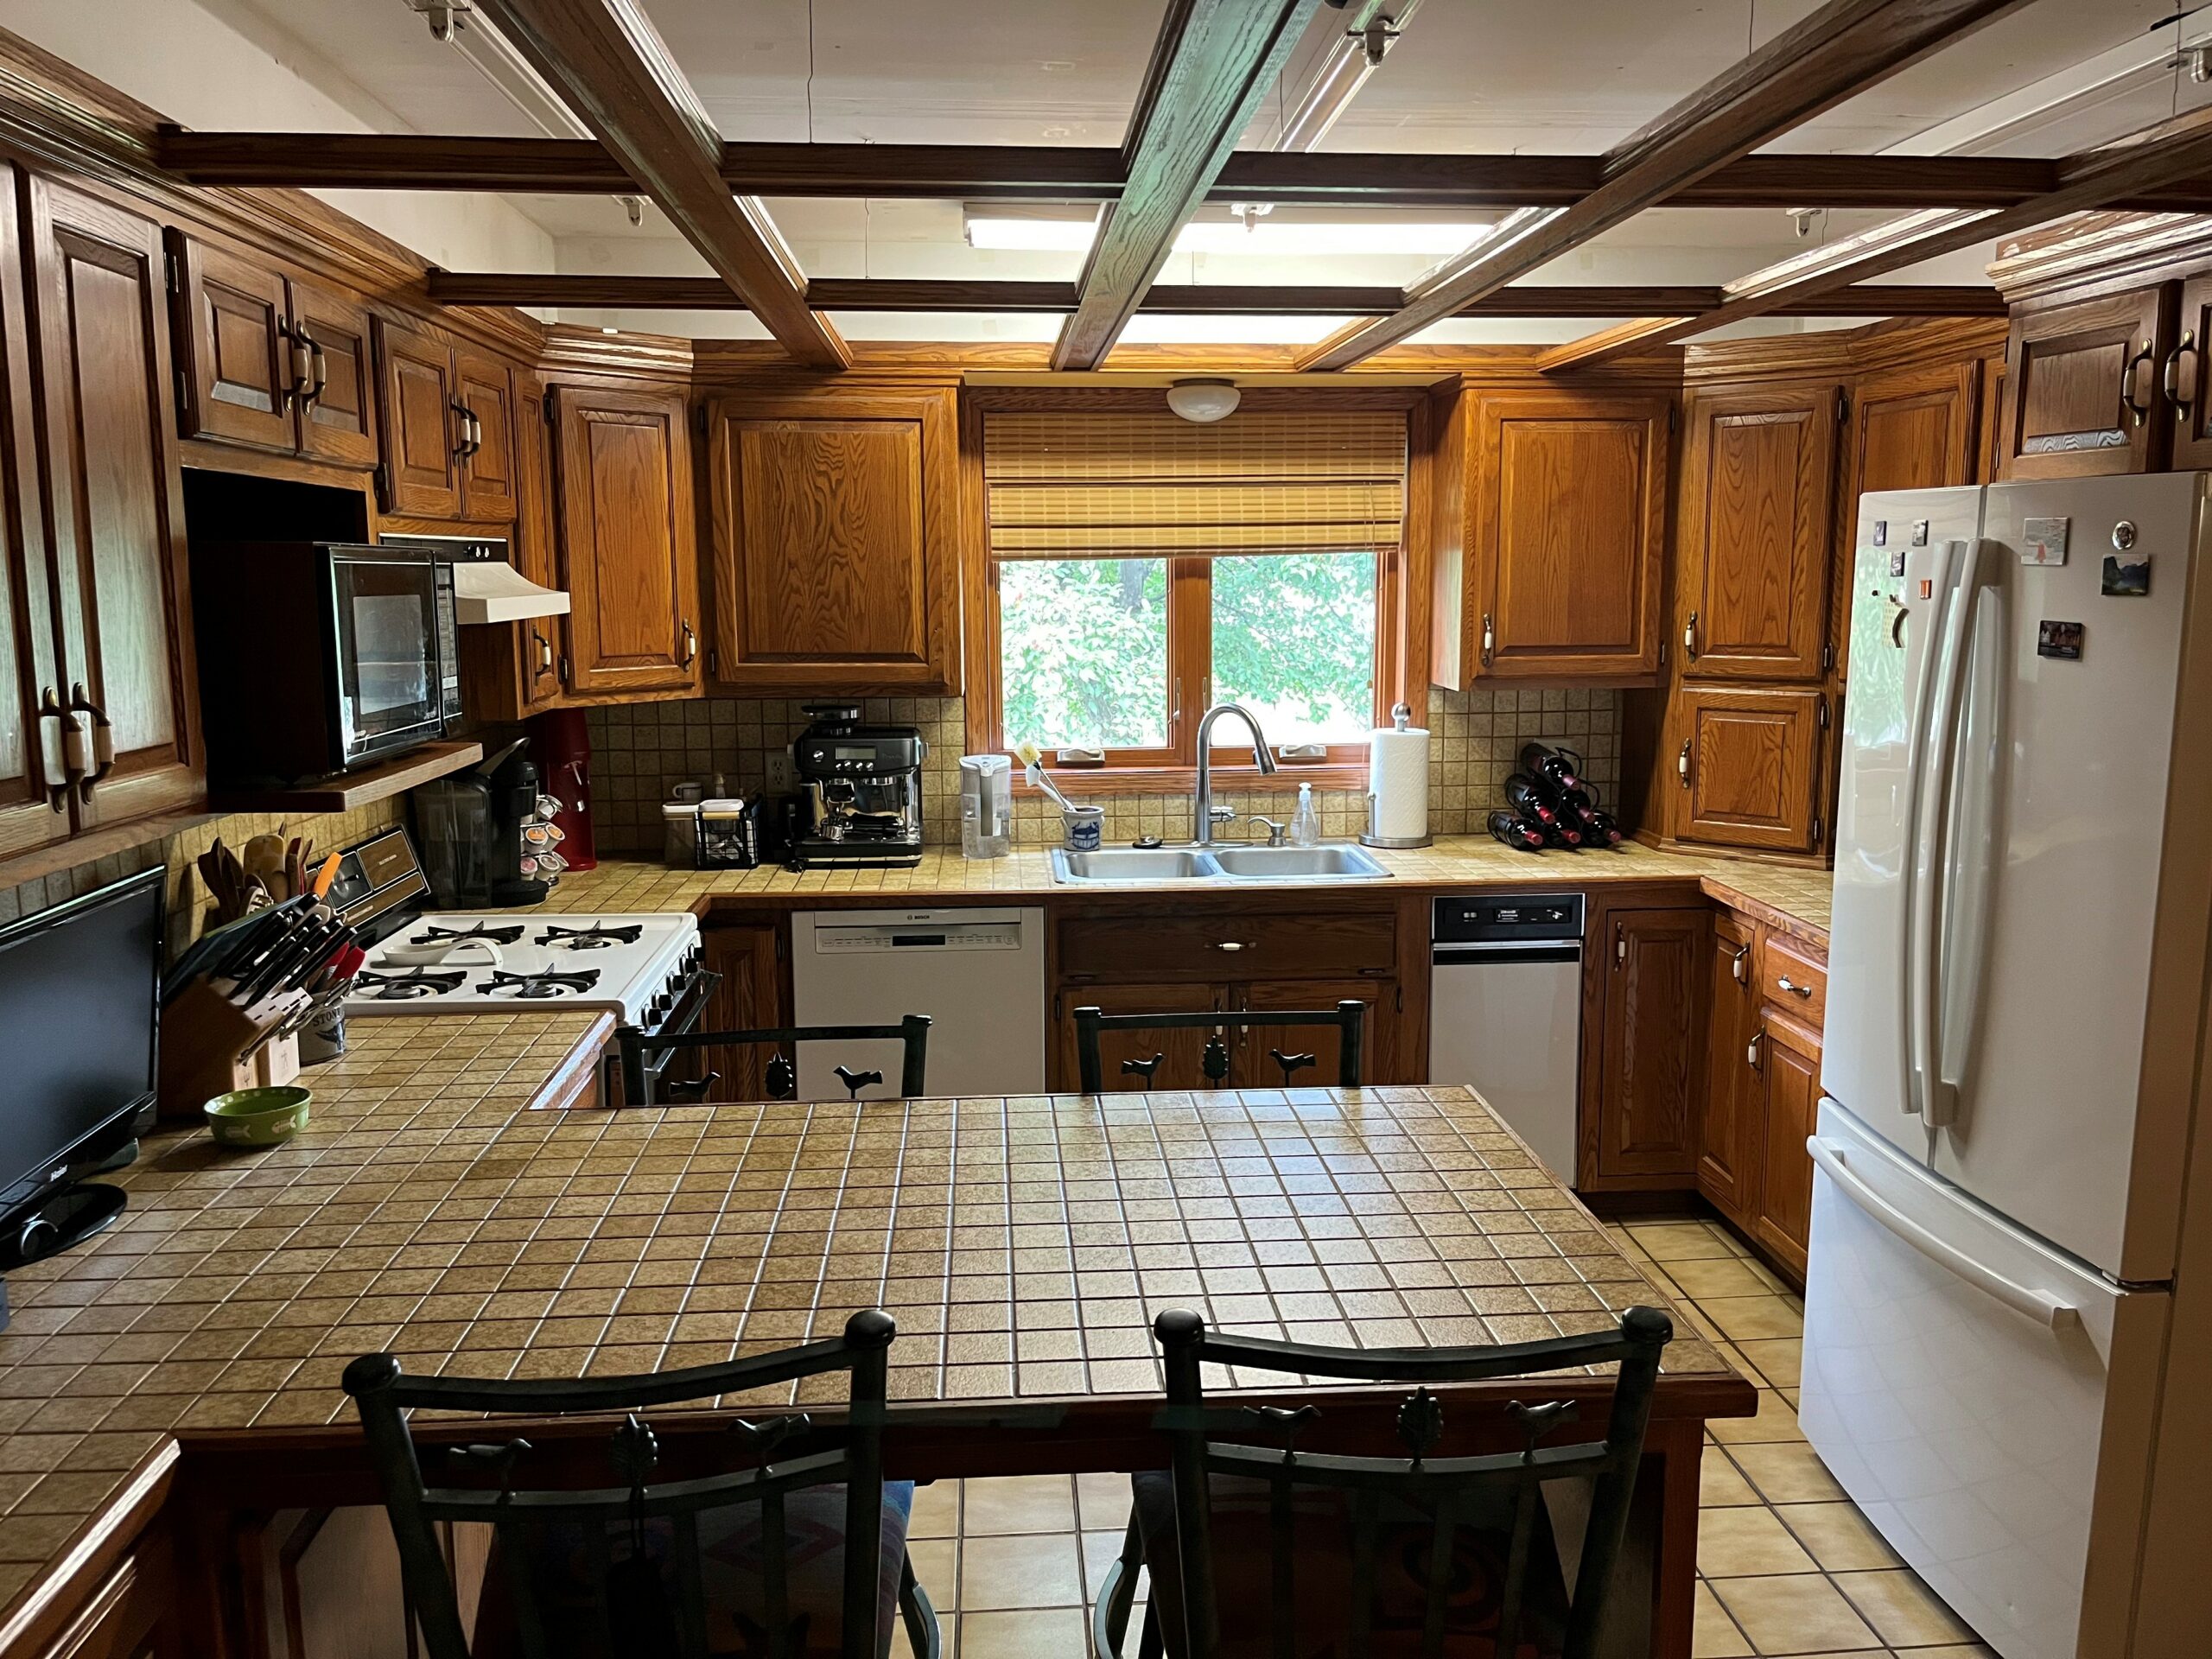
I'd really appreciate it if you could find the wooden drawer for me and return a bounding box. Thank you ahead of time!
[1758,928,1827,1027]
[1058,910,1395,982]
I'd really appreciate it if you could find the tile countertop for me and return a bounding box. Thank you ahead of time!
[547,839,1834,940]
[0,1031,1744,1629]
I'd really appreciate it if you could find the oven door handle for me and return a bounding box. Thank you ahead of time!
[618,967,723,1104]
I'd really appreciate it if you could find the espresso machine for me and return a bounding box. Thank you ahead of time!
[790,705,925,868]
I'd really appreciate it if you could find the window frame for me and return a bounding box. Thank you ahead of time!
[963,385,1431,795]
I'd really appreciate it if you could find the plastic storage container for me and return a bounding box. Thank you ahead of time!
[958,754,1013,859]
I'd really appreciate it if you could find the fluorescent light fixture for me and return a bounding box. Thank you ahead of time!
[1277,0,1424,153]
[964,205,1489,258]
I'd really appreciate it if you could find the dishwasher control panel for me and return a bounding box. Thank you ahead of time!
[1433,892,1583,944]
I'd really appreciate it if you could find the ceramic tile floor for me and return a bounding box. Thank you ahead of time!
[892,1214,1997,1659]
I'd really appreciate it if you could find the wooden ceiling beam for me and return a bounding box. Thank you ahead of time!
[1292,0,2031,372]
[425,269,2002,320]
[153,127,2212,213]
[1538,105,2212,371]
[469,0,846,368]
[1051,0,1322,371]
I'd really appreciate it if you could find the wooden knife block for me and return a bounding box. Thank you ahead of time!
[157,980,299,1118]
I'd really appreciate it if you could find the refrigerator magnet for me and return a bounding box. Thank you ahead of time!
[2102,552,2152,596]
[2037,620,2085,660]
[2022,517,2070,565]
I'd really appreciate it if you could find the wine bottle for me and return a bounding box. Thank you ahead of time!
[1519,742,1582,791]
[1546,818,1584,849]
[1586,810,1624,847]
[1487,810,1546,850]
[1503,772,1560,825]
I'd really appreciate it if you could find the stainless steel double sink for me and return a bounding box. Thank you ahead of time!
[1048,843,1389,885]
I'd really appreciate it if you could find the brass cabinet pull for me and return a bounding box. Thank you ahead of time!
[1747,1033,1763,1070]
[450,400,472,460]
[304,327,327,404]
[2166,330,2200,431]
[533,629,555,676]
[1682,610,1699,660]
[680,619,698,666]
[1777,975,1813,998]
[1732,944,1750,983]
[1479,612,1495,668]
[1677,740,1693,787]
[2123,337,2157,427]
[65,683,114,803]
[36,685,68,810]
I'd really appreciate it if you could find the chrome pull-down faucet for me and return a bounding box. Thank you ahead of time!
[1192,703,1278,845]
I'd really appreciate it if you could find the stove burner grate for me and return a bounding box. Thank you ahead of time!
[475,968,603,1000]
[355,968,469,1001]
[413,921,526,946]
[537,923,645,950]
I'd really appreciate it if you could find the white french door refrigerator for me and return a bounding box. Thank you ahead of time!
[1804,472,2212,1659]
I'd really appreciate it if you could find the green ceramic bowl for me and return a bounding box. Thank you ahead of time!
[204,1085,312,1147]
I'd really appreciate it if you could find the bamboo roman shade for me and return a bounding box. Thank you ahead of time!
[983,410,1407,559]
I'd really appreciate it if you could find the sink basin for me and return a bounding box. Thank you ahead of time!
[1051,848,1224,883]
[1211,845,1389,880]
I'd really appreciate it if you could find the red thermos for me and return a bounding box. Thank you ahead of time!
[526,708,596,871]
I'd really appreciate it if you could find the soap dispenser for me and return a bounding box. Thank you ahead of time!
[1290,782,1321,847]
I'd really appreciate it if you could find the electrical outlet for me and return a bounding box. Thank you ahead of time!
[764,754,797,792]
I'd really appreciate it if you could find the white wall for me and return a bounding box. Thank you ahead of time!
[6,0,555,276]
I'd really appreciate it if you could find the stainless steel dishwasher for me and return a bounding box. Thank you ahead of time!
[1427,893,1585,1179]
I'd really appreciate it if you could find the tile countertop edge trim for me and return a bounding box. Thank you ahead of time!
[1698,876,1830,948]
[0,1437,179,1656]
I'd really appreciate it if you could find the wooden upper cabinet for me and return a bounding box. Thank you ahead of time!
[704,388,959,693]
[0,162,71,861]
[510,367,563,708]
[166,232,292,453]
[1849,359,1978,496]
[1677,384,1838,683]
[1697,911,1764,1225]
[2165,275,2212,471]
[374,315,461,518]
[1674,685,1826,854]
[286,276,377,467]
[454,351,518,524]
[553,383,699,696]
[1998,284,2171,480]
[1447,388,1669,684]
[25,177,200,826]
[1594,906,1707,1182]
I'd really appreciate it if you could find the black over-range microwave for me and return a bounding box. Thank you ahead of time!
[189,540,463,784]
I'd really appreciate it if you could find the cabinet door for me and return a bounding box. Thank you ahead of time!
[286,276,378,467]
[1231,977,1389,1090]
[1052,982,1223,1093]
[706,391,958,691]
[26,177,201,825]
[510,367,563,709]
[1466,390,1669,682]
[1753,1012,1821,1280]
[1678,385,1837,682]
[1998,285,2169,480]
[455,351,518,524]
[554,384,699,695]
[698,921,785,1103]
[1595,906,1706,1181]
[165,232,294,454]
[1696,912,1764,1224]
[373,315,459,518]
[2165,275,2212,472]
[1674,685,1825,854]
[0,164,71,860]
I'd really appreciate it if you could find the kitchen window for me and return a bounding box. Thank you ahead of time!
[976,403,1412,781]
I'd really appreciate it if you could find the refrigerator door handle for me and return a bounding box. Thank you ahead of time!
[1932,569,2007,1122]
[1906,538,1983,1122]
[1807,1136,2081,1332]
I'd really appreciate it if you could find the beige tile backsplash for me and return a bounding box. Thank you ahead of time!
[584,688,1619,855]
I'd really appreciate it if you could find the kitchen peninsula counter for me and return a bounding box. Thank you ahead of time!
[0,1041,1751,1656]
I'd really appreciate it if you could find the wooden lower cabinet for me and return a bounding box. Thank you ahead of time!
[1589,905,1707,1185]
[1751,1010,1821,1279]
[1673,685,1827,855]
[30,1520,180,1659]
[696,919,786,1102]
[1232,976,1387,1089]
[1695,912,1764,1225]
[1052,980,1223,1092]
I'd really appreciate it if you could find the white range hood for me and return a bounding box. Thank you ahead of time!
[452,559,570,625]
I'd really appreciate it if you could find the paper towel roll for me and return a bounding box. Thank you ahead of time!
[1364,722,1431,846]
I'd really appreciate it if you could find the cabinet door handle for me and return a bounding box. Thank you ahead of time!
[1677,740,1693,787]
[1682,610,1699,660]
[1215,940,1249,952]
[1747,1033,1763,1070]
[450,400,471,460]
[680,619,697,666]
[1777,976,1813,998]
[36,685,68,810]
[1479,612,1494,668]
[465,409,483,457]
[2123,337,2156,428]
[281,325,311,407]
[2166,329,2199,416]
[65,683,114,802]
[1614,928,1625,967]
[303,327,327,404]
[1732,944,1750,983]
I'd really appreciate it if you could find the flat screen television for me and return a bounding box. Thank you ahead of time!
[0,868,162,1288]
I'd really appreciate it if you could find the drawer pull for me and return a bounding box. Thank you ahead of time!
[1215,940,1249,952]
[1732,944,1749,983]
[1777,975,1814,998]
[1676,741,1693,787]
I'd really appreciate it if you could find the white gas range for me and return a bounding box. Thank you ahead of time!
[330,828,715,1103]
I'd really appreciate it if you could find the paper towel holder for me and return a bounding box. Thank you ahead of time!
[1360,702,1433,849]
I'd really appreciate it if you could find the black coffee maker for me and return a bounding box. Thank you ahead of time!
[410,740,553,907]
[790,705,925,868]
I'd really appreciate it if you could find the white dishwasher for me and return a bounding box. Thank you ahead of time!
[791,908,1046,1100]
[1427,893,1585,1179]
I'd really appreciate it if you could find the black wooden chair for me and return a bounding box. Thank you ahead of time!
[1093,1305,1673,1659]
[343,1308,941,1659]
[619,1015,931,1105]
[1072,1002,1365,1092]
